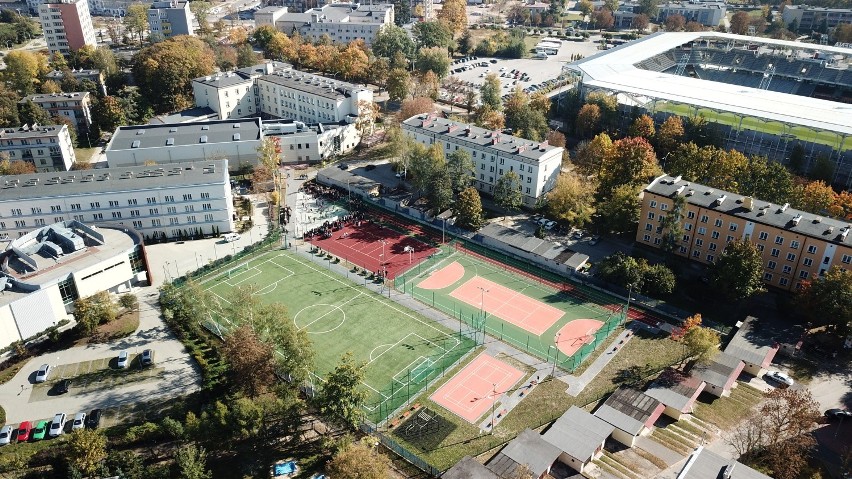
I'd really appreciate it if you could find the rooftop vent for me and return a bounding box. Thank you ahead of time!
[233,124,240,128]
[792,214,802,225]
[233,133,241,141]
[813,217,822,223]
[706,189,714,195]
[743,196,754,210]
[687,189,695,196]
[780,203,790,212]
[201,125,209,130]
[200,135,208,143]
[136,130,145,135]
[673,175,682,183]
[842,226,850,240]
[169,127,177,133]
[723,464,735,479]
[166,138,174,146]
[131,140,140,148]
[715,194,727,206]
[675,185,685,195]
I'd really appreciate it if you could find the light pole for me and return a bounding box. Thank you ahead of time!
[404,245,413,264]
[347,179,351,204]
[552,331,561,375]
[173,261,181,277]
[195,253,201,269]
[162,263,170,282]
[490,383,497,434]
[478,286,489,344]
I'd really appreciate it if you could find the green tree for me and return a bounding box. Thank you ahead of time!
[599,136,660,196]
[413,21,455,49]
[428,167,454,212]
[574,133,612,175]
[415,47,450,78]
[598,253,646,291]
[458,29,475,54]
[578,0,594,19]
[628,114,656,140]
[643,263,677,296]
[125,3,149,47]
[729,11,751,35]
[408,142,444,196]
[118,293,138,311]
[503,88,548,141]
[66,429,107,476]
[480,73,502,111]
[373,24,416,60]
[91,96,126,134]
[447,149,474,194]
[654,115,684,157]
[437,0,467,35]
[236,43,261,68]
[391,0,411,25]
[0,85,20,127]
[189,1,213,36]
[795,266,852,331]
[658,193,685,254]
[809,154,835,183]
[132,36,216,113]
[326,440,392,479]
[18,99,51,126]
[317,352,368,428]
[596,183,641,233]
[575,103,601,138]
[709,239,765,301]
[4,50,48,95]
[252,24,278,51]
[639,0,659,17]
[738,156,794,205]
[386,68,411,104]
[545,171,597,228]
[74,291,118,335]
[173,445,211,479]
[456,186,483,230]
[222,325,278,398]
[683,325,720,364]
[493,171,523,214]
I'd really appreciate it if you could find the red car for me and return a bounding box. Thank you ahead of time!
[16,421,32,442]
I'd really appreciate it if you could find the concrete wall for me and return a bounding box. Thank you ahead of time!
[73,253,134,298]
[557,452,587,473]
[0,306,21,349]
[106,140,261,169]
[611,428,638,447]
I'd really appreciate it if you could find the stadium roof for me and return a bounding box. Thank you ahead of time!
[569,32,852,136]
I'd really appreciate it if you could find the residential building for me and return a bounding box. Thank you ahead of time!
[148,0,194,41]
[0,124,76,172]
[637,174,852,291]
[255,6,290,27]
[644,369,706,420]
[402,114,564,207]
[782,5,852,32]
[105,118,360,169]
[192,62,373,123]
[21,92,93,135]
[411,0,433,19]
[657,1,726,27]
[541,406,614,473]
[724,316,779,377]
[593,387,665,447]
[45,69,107,96]
[0,159,234,241]
[38,0,97,56]
[678,446,772,479]
[274,3,394,46]
[28,0,130,15]
[0,221,149,350]
[691,352,745,397]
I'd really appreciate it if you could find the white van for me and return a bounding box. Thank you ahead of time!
[223,233,241,243]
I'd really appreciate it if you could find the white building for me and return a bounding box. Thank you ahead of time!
[255,6,290,27]
[275,3,394,46]
[191,62,373,124]
[0,160,234,241]
[402,114,564,207]
[0,124,77,172]
[22,92,93,135]
[0,221,149,350]
[38,0,97,56]
[148,0,194,41]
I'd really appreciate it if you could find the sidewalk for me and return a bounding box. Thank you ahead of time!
[560,327,637,396]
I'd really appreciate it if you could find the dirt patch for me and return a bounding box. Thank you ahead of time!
[87,310,140,344]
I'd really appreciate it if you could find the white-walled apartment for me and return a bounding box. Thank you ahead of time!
[22,92,93,135]
[0,124,76,172]
[402,114,564,207]
[275,3,394,46]
[0,159,234,241]
[191,62,373,123]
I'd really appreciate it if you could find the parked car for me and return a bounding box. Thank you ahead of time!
[825,409,852,421]
[31,421,48,441]
[16,421,32,442]
[85,409,102,430]
[49,413,66,437]
[223,232,241,243]
[141,349,154,366]
[71,413,86,431]
[0,426,12,445]
[588,236,601,246]
[117,350,129,369]
[765,370,794,387]
[35,364,50,383]
[54,379,70,395]
[544,220,557,230]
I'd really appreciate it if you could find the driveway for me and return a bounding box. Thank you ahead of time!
[0,286,201,425]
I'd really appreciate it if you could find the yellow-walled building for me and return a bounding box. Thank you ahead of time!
[637,175,852,291]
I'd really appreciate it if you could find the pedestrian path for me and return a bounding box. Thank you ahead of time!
[560,327,637,396]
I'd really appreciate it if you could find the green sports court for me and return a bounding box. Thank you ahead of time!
[197,249,476,423]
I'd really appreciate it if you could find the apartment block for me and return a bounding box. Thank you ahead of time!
[594,0,726,28]
[402,114,563,207]
[275,3,394,46]
[0,124,76,172]
[148,0,194,41]
[38,0,97,56]
[637,175,852,292]
[45,69,107,96]
[22,92,93,135]
[255,6,290,27]
[0,159,234,241]
[782,5,852,32]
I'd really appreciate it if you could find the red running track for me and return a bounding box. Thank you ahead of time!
[308,222,437,279]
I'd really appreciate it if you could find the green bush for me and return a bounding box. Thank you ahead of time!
[124,422,162,444]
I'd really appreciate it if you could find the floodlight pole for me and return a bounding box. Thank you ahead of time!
[552,331,561,375]
[490,383,497,434]
[478,286,489,345]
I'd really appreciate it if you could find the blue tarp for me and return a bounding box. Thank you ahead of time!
[273,461,297,476]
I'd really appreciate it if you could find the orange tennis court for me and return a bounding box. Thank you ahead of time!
[430,353,525,423]
[449,276,565,336]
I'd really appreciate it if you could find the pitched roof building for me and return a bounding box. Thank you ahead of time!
[594,387,666,446]
[487,429,561,479]
[645,369,706,420]
[692,352,745,397]
[541,406,615,473]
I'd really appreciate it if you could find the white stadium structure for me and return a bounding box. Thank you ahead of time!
[566,32,852,187]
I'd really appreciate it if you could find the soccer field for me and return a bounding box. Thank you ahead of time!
[395,245,629,371]
[198,249,476,423]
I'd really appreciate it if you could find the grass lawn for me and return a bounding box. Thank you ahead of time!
[197,250,475,423]
[693,382,765,430]
[73,147,97,165]
[391,328,684,470]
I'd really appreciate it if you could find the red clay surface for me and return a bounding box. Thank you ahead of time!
[309,222,437,279]
[450,276,565,336]
[430,353,525,424]
[417,261,465,290]
[555,319,604,357]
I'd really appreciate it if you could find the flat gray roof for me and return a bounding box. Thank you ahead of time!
[645,175,852,247]
[724,316,779,366]
[192,71,254,88]
[0,159,228,201]
[23,92,89,103]
[490,429,561,478]
[477,223,589,270]
[678,446,772,479]
[107,119,261,152]
[258,73,354,101]
[442,456,498,479]
[0,125,65,139]
[569,32,852,136]
[645,369,706,412]
[403,114,564,163]
[692,352,744,388]
[595,387,663,435]
[542,406,614,461]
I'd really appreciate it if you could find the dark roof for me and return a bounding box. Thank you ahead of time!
[542,406,614,461]
[402,114,565,163]
[595,387,662,435]
[0,125,66,139]
[724,316,779,366]
[645,174,852,247]
[443,456,498,479]
[677,446,772,479]
[257,72,366,101]
[477,223,589,269]
[107,118,261,151]
[692,352,744,389]
[645,369,706,412]
[490,429,561,477]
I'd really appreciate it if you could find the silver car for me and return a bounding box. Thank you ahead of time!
[35,364,50,383]
[71,412,86,431]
